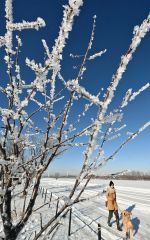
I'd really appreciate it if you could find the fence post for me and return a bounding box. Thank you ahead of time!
[55,197,59,217]
[42,188,44,198]
[40,213,43,230]
[44,189,47,203]
[98,223,101,240]
[49,192,52,208]
[68,208,72,237]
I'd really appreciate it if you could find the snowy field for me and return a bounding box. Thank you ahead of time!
[1,178,150,240]
[40,178,150,240]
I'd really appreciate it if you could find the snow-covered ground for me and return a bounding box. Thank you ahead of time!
[40,178,150,240]
[1,178,149,240]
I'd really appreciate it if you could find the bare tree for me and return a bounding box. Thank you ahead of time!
[0,0,150,239]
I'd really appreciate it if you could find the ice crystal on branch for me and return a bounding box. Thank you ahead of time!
[129,83,150,101]
[66,80,103,106]
[88,49,107,60]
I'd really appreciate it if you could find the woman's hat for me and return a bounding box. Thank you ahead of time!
[109,181,114,186]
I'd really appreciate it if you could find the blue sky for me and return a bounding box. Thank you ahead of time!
[0,0,150,175]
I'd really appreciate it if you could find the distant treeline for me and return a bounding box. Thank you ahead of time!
[97,175,150,180]
[97,171,150,180]
[43,171,150,180]
[42,174,76,179]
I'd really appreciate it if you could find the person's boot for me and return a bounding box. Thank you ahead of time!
[116,218,122,231]
[107,214,112,227]
[117,225,122,231]
[107,221,112,227]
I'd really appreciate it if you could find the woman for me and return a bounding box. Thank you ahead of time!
[106,181,122,231]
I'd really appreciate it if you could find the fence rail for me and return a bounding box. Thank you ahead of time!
[38,186,123,240]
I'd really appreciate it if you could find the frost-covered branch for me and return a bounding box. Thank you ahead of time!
[45,0,84,103]
[82,12,150,168]
[66,79,102,106]
[8,18,46,31]
[121,82,150,108]
[88,49,107,60]
[97,121,150,169]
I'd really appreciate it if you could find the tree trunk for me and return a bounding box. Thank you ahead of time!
[4,228,18,240]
